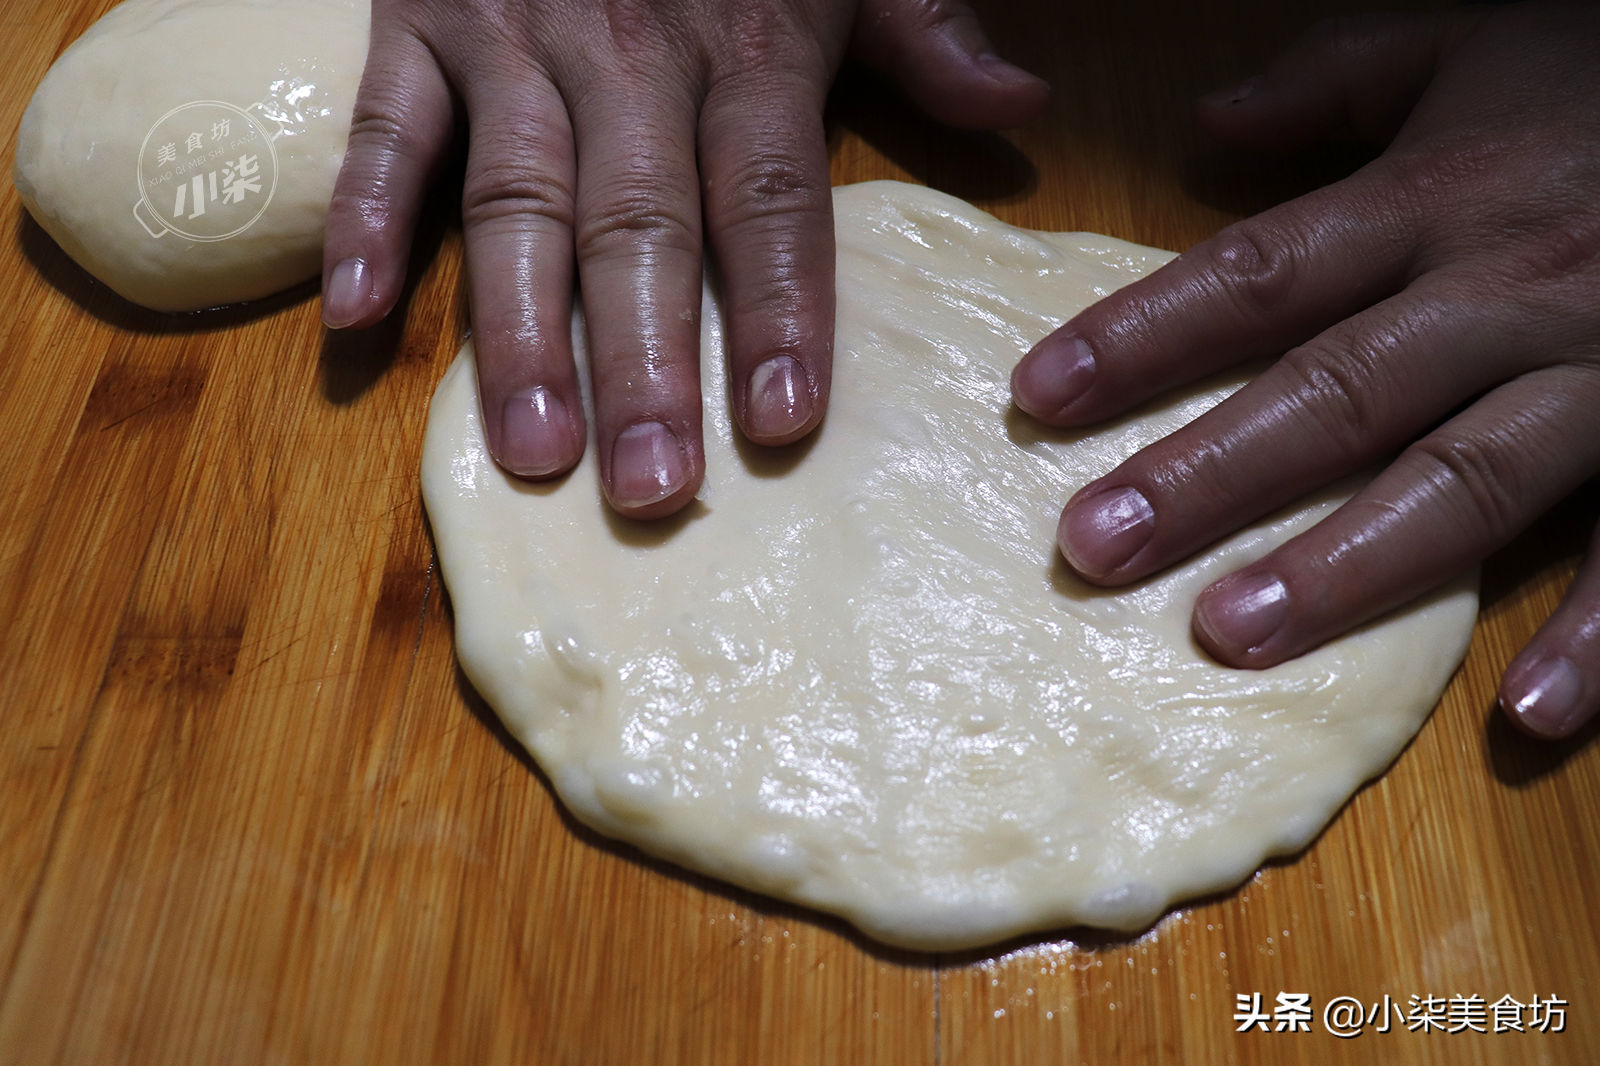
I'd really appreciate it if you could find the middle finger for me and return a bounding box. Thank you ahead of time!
[571,74,708,518]
[1053,267,1546,584]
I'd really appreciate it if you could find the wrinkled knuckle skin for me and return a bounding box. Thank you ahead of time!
[328,112,414,231]
[720,3,815,67]
[342,69,425,157]
[1410,432,1529,545]
[599,0,679,56]
[462,162,573,231]
[715,151,827,224]
[1205,223,1300,328]
[1276,343,1391,455]
[347,109,410,153]
[1511,213,1600,286]
[1377,142,1513,225]
[398,0,515,56]
[575,194,697,259]
[1146,436,1235,512]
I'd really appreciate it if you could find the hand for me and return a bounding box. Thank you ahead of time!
[1010,2,1600,739]
[322,0,1045,518]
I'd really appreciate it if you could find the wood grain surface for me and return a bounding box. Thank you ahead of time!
[2,0,1597,1063]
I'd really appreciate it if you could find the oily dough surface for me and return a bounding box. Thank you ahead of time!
[14,0,368,312]
[422,181,1478,951]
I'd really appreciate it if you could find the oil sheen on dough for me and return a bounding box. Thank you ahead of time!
[14,0,367,312]
[422,182,1477,951]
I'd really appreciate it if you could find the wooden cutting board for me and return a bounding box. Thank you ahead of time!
[1,0,1595,1063]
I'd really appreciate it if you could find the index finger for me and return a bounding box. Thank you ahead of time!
[455,54,587,480]
[1010,167,1420,427]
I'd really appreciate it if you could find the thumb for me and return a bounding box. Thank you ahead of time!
[851,0,1048,130]
[1196,9,1487,152]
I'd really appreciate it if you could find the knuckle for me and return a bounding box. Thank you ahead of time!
[345,109,411,159]
[713,150,826,223]
[329,113,416,228]
[1203,222,1301,326]
[1275,340,1393,453]
[1509,213,1600,284]
[1408,432,1528,543]
[722,5,798,61]
[599,0,681,57]
[574,194,697,258]
[436,0,524,42]
[462,162,573,231]
[1376,140,1510,220]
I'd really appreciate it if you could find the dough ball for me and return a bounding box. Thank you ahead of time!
[13,0,369,312]
[421,181,1478,950]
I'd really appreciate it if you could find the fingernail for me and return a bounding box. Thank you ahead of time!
[1058,485,1154,578]
[1505,657,1587,738]
[1194,573,1289,657]
[611,421,689,508]
[1013,335,1096,420]
[323,257,371,329]
[500,387,576,478]
[1204,75,1263,107]
[746,356,814,440]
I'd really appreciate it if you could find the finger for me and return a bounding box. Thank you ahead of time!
[1052,272,1536,585]
[1013,167,1419,427]
[1194,10,1486,153]
[323,18,454,329]
[1500,518,1600,740]
[1189,365,1600,669]
[852,0,1048,129]
[570,82,707,518]
[700,69,834,445]
[456,58,586,480]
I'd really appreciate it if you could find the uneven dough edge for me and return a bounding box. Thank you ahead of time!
[422,182,1478,951]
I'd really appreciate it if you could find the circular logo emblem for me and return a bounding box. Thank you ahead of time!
[136,101,278,242]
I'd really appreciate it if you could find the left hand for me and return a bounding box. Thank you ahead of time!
[322,0,1045,518]
[1010,2,1600,740]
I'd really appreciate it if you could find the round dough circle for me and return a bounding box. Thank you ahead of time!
[422,182,1477,950]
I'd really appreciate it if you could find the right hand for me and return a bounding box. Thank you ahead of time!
[1011,3,1600,739]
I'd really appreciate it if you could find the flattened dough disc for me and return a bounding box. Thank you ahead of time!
[422,181,1476,950]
